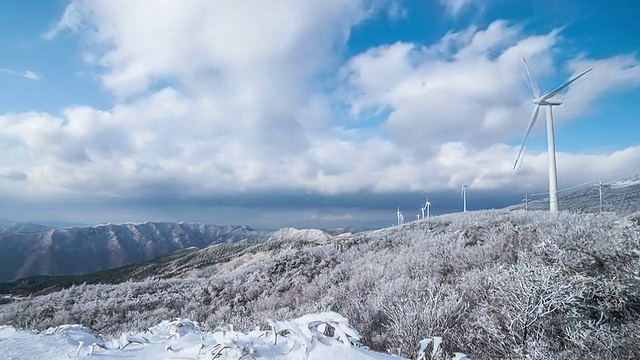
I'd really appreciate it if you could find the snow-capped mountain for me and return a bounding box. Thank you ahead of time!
[0,222,52,234]
[267,227,333,243]
[0,222,272,282]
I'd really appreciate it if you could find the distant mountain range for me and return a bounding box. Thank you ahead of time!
[507,175,640,215]
[0,222,273,282]
[0,223,52,234]
[0,220,87,229]
[0,221,361,282]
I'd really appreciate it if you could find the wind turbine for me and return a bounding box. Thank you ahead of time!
[421,197,431,219]
[513,57,592,213]
[461,185,467,213]
[397,207,405,226]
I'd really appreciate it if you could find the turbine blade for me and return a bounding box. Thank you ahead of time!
[513,105,541,170]
[521,72,534,95]
[541,68,592,101]
[522,57,541,98]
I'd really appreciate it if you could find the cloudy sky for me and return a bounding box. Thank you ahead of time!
[0,0,638,229]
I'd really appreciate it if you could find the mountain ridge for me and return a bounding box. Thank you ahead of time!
[0,221,357,282]
[0,222,273,281]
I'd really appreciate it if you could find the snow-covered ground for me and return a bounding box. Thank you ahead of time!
[0,312,466,360]
[610,175,640,189]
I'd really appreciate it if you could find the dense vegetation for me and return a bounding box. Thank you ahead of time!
[1,210,639,359]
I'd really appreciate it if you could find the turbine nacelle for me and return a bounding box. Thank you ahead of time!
[533,96,563,106]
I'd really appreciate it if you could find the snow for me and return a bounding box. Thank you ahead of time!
[0,312,463,360]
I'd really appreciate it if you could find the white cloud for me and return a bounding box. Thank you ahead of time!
[23,71,40,81]
[43,1,84,40]
[341,21,640,155]
[342,21,562,151]
[1,6,638,220]
[46,0,369,98]
[439,0,477,16]
[0,68,40,80]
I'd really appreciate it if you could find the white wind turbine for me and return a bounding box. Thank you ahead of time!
[461,184,467,212]
[421,196,431,219]
[397,207,405,226]
[513,57,592,213]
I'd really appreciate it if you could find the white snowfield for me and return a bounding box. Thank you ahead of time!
[0,312,467,360]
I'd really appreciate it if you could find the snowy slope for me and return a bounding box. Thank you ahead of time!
[0,313,463,360]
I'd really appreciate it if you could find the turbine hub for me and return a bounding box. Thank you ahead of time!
[533,97,563,106]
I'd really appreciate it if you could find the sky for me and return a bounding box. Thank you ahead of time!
[0,0,639,229]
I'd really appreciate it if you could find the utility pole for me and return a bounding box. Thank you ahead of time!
[524,194,528,211]
[599,179,603,213]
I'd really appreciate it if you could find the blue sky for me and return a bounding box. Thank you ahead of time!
[0,0,638,229]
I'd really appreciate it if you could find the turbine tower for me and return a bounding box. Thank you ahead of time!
[461,185,467,213]
[513,57,592,213]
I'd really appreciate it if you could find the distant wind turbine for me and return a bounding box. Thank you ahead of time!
[397,207,405,226]
[421,197,431,219]
[461,184,467,213]
[513,57,592,213]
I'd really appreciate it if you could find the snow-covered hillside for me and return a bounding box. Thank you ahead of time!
[507,175,640,214]
[0,313,464,360]
[2,210,638,359]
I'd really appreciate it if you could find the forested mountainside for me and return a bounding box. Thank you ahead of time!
[0,222,272,281]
